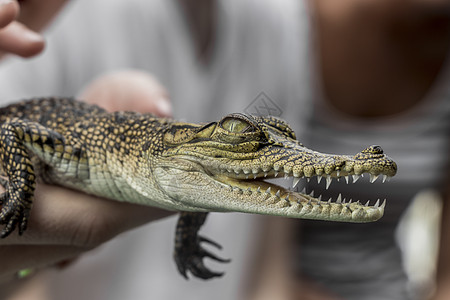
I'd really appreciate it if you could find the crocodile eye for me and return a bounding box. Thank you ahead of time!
[221,117,255,133]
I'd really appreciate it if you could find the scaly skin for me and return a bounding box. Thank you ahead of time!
[0,98,397,279]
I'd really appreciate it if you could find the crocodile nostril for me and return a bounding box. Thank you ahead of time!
[362,145,384,155]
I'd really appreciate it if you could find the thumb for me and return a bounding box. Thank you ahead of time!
[79,70,172,117]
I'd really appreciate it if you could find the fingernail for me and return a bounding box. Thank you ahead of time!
[23,30,45,42]
[155,97,172,117]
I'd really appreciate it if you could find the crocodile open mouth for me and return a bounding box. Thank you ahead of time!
[211,167,391,222]
[168,141,396,222]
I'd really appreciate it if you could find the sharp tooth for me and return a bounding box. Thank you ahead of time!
[352,175,360,183]
[369,174,379,183]
[284,174,289,179]
[328,198,332,204]
[336,193,342,204]
[275,190,281,198]
[386,176,391,182]
[274,171,279,177]
[265,187,271,194]
[317,176,323,184]
[325,176,332,189]
[253,174,257,179]
[308,199,312,205]
[355,200,360,205]
[381,199,386,209]
[382,175,388,183]
[336,170,340,177]
[247,187,252,192]
[348,199,352,204]
[293,177,300,188]
[306,177,310,183]
[342,198,346,204]
[284,195,290,202]
[345,176,349,184]
[264,172,268,177]
[257,186,261,193]
[365,200,370,207]
[318,195,322,202]
[301,187,306,194]
[374,199,380,208]
[309,191,315,197]
[246,175,249,179]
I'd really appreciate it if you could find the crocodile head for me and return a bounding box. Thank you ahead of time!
[154,113,397,222]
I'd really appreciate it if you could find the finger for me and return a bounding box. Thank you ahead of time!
[0,0,19,29]
[0,244,84,281]
[0,21,44,58]
[0,184,175,246]
[15,0,69,32]
[79,70,173,117]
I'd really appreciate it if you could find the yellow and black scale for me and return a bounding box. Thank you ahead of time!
[0,98,173,235]
[0,97,230,279]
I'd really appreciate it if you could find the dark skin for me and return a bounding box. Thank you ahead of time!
[312,0,450,118]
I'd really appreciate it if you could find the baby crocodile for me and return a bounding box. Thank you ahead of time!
[0,98,397,279]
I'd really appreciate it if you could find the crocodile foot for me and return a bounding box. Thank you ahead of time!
[174,212,230,280]
[0,181,32,238]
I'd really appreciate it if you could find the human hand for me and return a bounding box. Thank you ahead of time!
[0,0,68,59]
[79,69,172,115]
[0,185,174,282]
[0,70,174,283]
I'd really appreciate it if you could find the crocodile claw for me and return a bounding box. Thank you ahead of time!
[174,212,230,280]
[0,177,32,238]
[0,192,30,238]
[174,234,231,280]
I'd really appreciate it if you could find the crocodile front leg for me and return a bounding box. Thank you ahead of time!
[174,212,230,279]
[0,118,84,238]
[0,119,39,237]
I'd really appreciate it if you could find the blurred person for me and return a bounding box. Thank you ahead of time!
[250,1,450,300]
[299,1,450,299]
